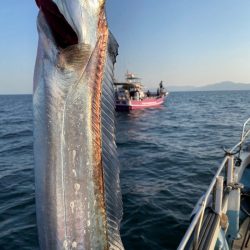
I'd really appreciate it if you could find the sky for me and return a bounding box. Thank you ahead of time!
[0,0,250,94]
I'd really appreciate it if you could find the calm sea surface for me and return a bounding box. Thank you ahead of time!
[0,91,250,250]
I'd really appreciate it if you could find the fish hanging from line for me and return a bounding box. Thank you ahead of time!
[33,0,124,249]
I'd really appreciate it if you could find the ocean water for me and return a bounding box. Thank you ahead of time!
[0,91,249,250]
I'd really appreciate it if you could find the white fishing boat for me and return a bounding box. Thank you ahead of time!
[178,118,250,250]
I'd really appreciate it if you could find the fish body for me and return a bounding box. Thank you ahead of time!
[33,1,123,249]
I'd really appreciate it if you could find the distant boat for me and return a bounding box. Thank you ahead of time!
[114,73,168,111]
[178,118,250,250]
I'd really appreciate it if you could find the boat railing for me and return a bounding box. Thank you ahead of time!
[177,118,250,250]
[230,117,250,154]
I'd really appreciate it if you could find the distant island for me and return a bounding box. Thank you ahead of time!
[168,81,250,92]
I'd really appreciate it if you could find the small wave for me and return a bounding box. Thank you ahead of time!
[0,143,33,156]
[0,129,32,140]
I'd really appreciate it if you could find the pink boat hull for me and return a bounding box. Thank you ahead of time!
[116,96,165,111]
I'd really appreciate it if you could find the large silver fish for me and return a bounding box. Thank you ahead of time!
[33,0,123,249]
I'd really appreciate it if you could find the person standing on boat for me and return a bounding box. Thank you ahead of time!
[159,81,163,89]
[159,81,166,96]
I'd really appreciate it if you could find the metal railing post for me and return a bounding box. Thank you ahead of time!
[227,156,234,186]
[215,176,224,215]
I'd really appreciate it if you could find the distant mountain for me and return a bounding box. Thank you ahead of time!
[168,81,250,92]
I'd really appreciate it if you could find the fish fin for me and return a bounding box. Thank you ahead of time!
[101,32,124,250]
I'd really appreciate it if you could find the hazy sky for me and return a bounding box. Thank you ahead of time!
[1,0,250,94]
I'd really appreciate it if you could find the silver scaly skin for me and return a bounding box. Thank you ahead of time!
[33,1,123,249]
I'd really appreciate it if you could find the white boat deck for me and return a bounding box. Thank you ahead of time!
[233,217,250,250]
